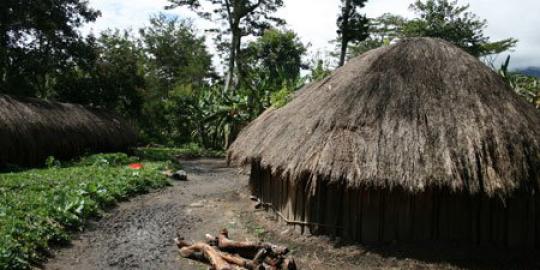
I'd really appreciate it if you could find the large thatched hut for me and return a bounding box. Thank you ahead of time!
[228,38,540,248]
[0,95,137,167]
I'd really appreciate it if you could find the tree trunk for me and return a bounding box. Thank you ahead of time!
[0,25,8,86]
[339,0,352,67]
[224,24,241,94]
[223,39,236,93]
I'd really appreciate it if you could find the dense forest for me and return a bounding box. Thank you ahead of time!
[1,0,538,150]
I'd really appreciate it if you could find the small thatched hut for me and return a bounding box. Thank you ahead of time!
[228,38,540,248]
[0,94,137,167]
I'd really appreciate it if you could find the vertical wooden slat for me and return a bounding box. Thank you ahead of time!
[308,178,319,235]
[293,178,304,234]
[491,198,506,247]
[362,189,381,243]
[318,180,328,235]
[536,193,540,248]
[413,190,433,242]
[476,194,491,246]
[382,189,398,243]
[469,194,479,245]
[325,183,337,236]
[342,188,352,239]
[397,190,413,242]
[526,196,535,248]
[351,188,361,242]
[507,196,528,248]
[356,188,364,242]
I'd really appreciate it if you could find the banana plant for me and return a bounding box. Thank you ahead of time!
[499,56,540,109]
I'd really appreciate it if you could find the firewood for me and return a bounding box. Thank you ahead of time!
[177,231,294,270]
[215,229,289,257]
[175,238,233,270]
[281,258,297,270]
[176,238,269,270]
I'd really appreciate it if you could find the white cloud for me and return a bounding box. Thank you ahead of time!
[85,0,540,69]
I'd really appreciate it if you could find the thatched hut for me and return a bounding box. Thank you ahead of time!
[0,94,137,167]
[228,38,540,248]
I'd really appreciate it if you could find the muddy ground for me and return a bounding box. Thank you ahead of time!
[44,159,539,270]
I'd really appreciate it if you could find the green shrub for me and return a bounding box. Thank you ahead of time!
[0,153,170,269]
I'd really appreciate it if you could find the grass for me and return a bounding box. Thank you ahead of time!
[0,152,175,270]
[134,143,225,161]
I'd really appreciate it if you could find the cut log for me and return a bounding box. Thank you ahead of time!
[210,229,289,258]
[176,238,268,270]
[175,238,232,270]
[282,258,297,270]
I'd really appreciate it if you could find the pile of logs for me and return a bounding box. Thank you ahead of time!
[176,229,297,270]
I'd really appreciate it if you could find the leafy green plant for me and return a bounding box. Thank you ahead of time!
[45,156,61,168]
[135,144,224,161]
[499,56,540,109]
[0,152,171,269]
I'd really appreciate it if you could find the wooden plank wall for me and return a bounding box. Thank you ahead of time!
[250,164,539,248]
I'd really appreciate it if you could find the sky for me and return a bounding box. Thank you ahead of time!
[84,0,540,70]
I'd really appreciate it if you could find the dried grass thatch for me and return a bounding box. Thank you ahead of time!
[229,38,540,198]
[0,94,137,167]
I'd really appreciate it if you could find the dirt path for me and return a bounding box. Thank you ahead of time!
[44,159,539,270]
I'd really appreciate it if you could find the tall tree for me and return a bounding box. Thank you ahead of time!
[141,14,213,95]
[337,0,369,67]
[0,0,100,97]
[166,0,284,93]
[241,29,306,115]
[242,29,306,90]
[403,0,517,57]
[55,30,145,118]
[139,14,214,144]
[349,13,406,57]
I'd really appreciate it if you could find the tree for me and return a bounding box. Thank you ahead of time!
[166,0,285,93]
[0,0,100,97]
[139,14,214,144]
[141,14,213,95]
[336,0,369,66]
[55,30,145,119]
[402,0,517,57]
[349,13,406,57]
[240,29,306,116]
[242,29,306,90]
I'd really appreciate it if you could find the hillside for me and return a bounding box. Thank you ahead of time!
[517,66,540,77]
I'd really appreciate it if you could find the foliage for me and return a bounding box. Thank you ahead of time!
[0,0,100,97]
[166,0,285,92]
[402,0,517,57]
[0,153,171,269]
[240,29,306,116]
[141,14,213,91]
[268,74,305,108]
[55,30,146,118]
[336,0,369,66]
[499,56,540,109]
[137,15,214,144]
[270,84,294,108]
[134,144,225,161]
[242,29,306,91]
[349,13,406,57]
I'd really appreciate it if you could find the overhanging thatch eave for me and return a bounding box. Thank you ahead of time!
[0,94,138,167]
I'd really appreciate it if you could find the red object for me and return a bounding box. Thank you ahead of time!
[129,163,143,169]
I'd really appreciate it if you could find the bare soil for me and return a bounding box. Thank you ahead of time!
[43,159,539,270]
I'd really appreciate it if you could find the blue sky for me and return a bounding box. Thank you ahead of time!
[84,0,540,70]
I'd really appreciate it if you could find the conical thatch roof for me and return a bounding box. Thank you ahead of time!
[0,94,137,167]
[228,38,540,197]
